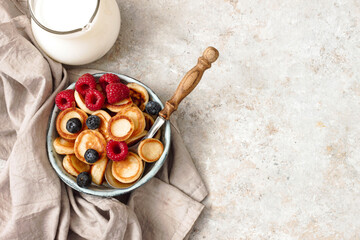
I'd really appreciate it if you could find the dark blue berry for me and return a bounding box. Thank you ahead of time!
[86,115,101,130]
[84,149,99,163]
[66,118,82,133]
[145,101,162,115]
[77,172,92,187]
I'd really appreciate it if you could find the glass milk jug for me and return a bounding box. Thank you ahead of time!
[28,0,121,65]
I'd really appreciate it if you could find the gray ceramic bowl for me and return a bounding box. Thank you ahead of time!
[46,73,171,197]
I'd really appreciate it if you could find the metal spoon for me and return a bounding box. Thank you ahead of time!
[132,46,219,149]
[106,46,219,187]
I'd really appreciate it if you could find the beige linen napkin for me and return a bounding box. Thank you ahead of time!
[0,1,207,239]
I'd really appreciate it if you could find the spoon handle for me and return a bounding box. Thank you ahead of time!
[159,46,219,120]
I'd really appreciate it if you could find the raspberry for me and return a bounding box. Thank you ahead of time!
[75,73,97,96]
[99,73,121,91]
[55,89,75,110]
[106,83,130,104]
[85,89,105,111]
[106,140,128,161]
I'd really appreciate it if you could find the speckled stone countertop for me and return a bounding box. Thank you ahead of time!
[3,0,360,239]
[75,1,359,238]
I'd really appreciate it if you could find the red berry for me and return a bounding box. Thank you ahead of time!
[55,89,75,110]
[106,140,128,161]
[99,73,121,91]
[106,83,130,104]
[75,73,97,96]
[85,89,105,111]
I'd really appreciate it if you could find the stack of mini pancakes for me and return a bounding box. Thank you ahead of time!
[53,80,164,188]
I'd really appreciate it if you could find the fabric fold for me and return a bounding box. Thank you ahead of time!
[128,178,204,240]
[0,1,208,239]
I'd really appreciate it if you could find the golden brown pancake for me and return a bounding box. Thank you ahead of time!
[143,112,161,140]
[154,129,161,140]
[53,137,75,155]
[116,106,145,137]
[90,156,108,185]
[143,112,154,131]
[62,154,90,177]
[105,160,144,188]
[138,138,164,162]
[56,107,88,140]
[74,130,107,164]
[127,83,149,111]
[125,130,147,146]
[112,152,143,183]
[74,90,94,114]
[108,115,134,141]
[96,83,103,92]
[91,110,111,141]
[105,97,133,112]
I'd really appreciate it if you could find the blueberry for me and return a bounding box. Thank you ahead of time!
[86,115,101,130]
[66,118,82,133]
[76,172,92,188]
[145,101,162,115]
[84,149,99,163]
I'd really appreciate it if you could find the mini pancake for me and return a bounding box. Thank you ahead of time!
[143,112,154,131]
[105,160,144,188]
[125,130,147,146]
[154,129,161,140]
[112,152,144,183]
[74,90,94,114]
[96,83,104,92]
[92,110,111,141]
[105,97,133,112]
[108,115,134,141]
[53,137,75,155]
[143,112,161,140]
[127,83,149,111]
[62,154,90,177]
[138,138,164,163]
[56,107,88,140]
[90,156,108,185]
[116,106,145,137]
[74,130,107,164]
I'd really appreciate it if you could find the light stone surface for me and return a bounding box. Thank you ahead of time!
[2,0,360,239]
[76,1,360,239]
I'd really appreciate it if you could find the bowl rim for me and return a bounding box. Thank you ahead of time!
[46,72,171,197]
